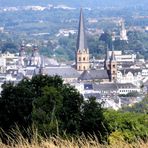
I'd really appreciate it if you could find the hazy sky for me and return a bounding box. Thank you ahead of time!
[0,0,147,7]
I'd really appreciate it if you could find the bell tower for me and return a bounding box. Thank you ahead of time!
[76,8,89,71]
[110,51,117,81]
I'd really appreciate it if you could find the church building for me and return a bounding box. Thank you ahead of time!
[76,9,117,83]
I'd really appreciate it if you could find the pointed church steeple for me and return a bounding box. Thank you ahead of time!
[110,44,116,62]
[76,8,89,71]
[110,51,116,62]
[104,45,110,70]
[105,45,110,61]
[77,8,88,52]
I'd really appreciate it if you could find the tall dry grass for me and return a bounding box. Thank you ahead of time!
[0,128,148,148]
[1,136,148,148]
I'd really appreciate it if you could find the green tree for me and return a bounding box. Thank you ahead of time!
[0,81,34,131]
[59,84,83,135]
[32,86,63,136]
[99,32,112,49]
[121,95,148,113]
[81,97,107,141]
[104,110,148,142]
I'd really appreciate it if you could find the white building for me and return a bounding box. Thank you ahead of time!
[119,19,128,41]
[108,51,136,63]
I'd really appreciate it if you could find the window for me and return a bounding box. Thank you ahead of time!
[83,57,85,61]
[113,64,116,68]
[79,57,81,61]
[79,66,81,70]
[83,66,86,70]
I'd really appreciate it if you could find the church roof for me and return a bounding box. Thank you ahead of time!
[79,69,109,81]
[77,8,88,52]
[116,83,137,89]
[84,93,101,99]
[93,83,137,91]
[119,68,142,75]
[43,66,80,78]
[94,83,117,91]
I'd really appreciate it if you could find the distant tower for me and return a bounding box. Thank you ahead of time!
[19,43,26,67]
[104,45,110,71]
[39,55,45,75]
[76,8,89,71]
[29,45,41,66]
[110,51,117,81]
[120,19,128,41]
[111,32,116,41]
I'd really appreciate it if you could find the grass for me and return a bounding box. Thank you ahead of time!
[0,127,148,148]
[1,134,148,148]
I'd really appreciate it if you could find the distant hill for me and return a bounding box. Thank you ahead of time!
[0,0,147,8]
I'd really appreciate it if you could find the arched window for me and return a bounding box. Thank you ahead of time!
[83,66,86,70]
[83,57,85,61]
[79,57,81,61]
[79,66,81,70]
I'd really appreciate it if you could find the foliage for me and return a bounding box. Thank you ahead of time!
[1,75,148,143]
[0,75,84,138]
[32,86,63,135]
[99,32,112,49]
[59,84,83,135]
[121,95,148,113]
[80,97,107,141]
[0,81,34,131]
[104,110,148,142]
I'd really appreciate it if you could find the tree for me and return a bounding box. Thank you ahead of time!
[30,74,63,97]
[0,81,34,131]
[59,84,83,135]
[1,42,18,53]
[81,97,107,141]
[32,86,63,136]
[99,32,112,49]
[104,110,148,142]
[121,95,148,113]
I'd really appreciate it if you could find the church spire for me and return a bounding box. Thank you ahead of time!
[110,44,116,62]
[110,51,116,62]
[77,8,88,52]
[76,8,90,71]
[105,45,110,61]
[104,44,111,70]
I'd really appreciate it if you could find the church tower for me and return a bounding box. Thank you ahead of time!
[120,19,128,41]
[39,55,45,75]
[104,45,110,71]
[76,8,89,71]
[19,43,26,67]
[29,45,41,66]
[110,51,117,81]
